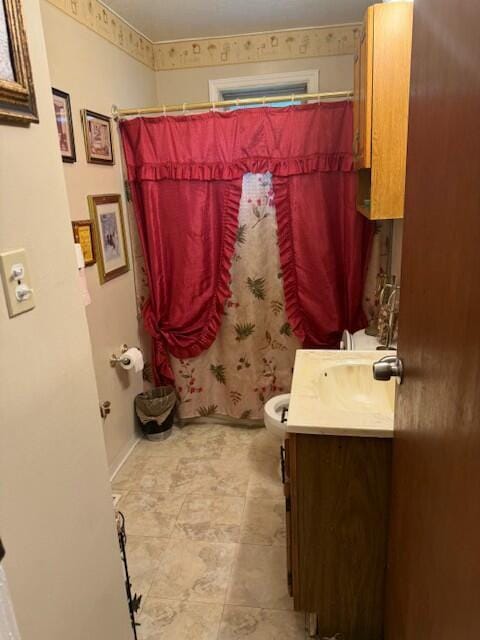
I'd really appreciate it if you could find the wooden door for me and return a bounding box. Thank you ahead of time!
[385,1,480,638]
[353,8,372,170]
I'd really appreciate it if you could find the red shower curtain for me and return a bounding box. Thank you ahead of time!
[120,102,372,383]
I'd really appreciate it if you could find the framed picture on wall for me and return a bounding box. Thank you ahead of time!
[0,0,38,125]
[72,219,95,266]
[88,194,129,283]
[81,109,114,165]
[52,88,76,162]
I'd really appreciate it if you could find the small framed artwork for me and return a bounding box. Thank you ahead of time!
[88,194,129,283]
[81,109,114,165]
[0,0,38,125]
[52,88,76,162]
[72,219,95,266]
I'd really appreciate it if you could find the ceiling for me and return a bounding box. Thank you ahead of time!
[103,0,371,42]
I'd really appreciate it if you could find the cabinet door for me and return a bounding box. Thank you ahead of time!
[353,9,373,169]
[353,34,361,159]
[284,477,293,596]
[370,2,413,219]
[281,441,293,596]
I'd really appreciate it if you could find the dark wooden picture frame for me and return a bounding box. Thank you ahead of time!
[52,88,76,163]
[72,219,96,266]
[81,109,114,165]
[0,0,38,125]
[88,194,129,283]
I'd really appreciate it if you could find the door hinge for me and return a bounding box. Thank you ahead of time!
[285,496,291,512]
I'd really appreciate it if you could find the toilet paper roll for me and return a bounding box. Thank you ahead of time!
[120,347,144,373]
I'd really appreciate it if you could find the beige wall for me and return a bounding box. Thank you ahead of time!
[155,54,353,103]
[0,1,131,639]
[40,1,157,472]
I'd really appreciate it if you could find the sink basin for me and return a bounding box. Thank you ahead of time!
[287,350,396,438]
[315,360,395,415]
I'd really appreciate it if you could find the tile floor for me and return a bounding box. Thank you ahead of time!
[113,423,308,639]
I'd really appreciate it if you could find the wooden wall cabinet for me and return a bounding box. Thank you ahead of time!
[284,433,392,640]
[353,2,413,220]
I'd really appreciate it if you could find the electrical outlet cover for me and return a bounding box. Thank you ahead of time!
[0,249,35,317]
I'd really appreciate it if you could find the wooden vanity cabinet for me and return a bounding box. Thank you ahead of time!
[353,2,413,220]
[284,433,392,640]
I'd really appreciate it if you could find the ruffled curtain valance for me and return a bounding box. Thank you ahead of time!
[120,102,372,384]
[121,102,354,181]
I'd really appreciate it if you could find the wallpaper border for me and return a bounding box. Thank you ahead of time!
[154,24,359,71]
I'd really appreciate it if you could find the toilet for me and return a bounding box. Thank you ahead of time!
[341,328,380,351]
[263,393,290,440]
[263,329,378,439]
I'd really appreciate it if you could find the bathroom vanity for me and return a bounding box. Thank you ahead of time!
[284,350,396,640]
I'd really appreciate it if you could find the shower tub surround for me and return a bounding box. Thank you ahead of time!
[112,424,308,639]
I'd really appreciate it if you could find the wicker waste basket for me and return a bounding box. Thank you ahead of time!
[134,386,176,441]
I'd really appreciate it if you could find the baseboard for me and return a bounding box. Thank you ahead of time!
[109,436,140,481]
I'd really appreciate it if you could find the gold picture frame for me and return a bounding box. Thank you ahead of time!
[72,219,96,266]
[81,109,114,165]
[88,194,129,283]
[0,0,38,125]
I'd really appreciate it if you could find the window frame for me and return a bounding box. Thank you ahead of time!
[208,70,319,106]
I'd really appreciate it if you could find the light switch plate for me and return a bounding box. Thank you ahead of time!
[0,249,35,317]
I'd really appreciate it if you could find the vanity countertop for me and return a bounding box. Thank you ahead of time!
[287,349,396,438]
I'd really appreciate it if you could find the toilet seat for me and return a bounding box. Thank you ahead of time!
[263,393,290,440]
[342,329,379,351]
[341,329,353,350]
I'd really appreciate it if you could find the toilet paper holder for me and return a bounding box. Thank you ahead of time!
[110,344,136,367]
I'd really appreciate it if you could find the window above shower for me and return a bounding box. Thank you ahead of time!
[208,69,319,110]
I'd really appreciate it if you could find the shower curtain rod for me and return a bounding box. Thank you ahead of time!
[112,90,353,119]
